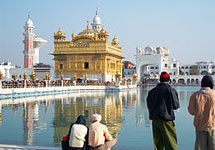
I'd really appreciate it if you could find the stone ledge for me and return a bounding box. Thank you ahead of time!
[0,144,61,150]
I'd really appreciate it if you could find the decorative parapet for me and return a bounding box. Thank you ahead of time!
[136,46,169,56]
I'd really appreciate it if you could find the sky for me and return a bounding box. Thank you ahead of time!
[0,0,215,66]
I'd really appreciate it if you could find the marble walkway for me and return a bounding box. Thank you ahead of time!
[0,144,61,150]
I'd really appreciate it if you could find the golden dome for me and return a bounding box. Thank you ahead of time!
[99,28,109,36]
[78,25,95,37]
[71,33,76,39]
[97,28,109,41]
[74,21,96,41]
[54,28,66,41]
[100,28,106,33]
[132,72,138,81]
[112,36,119,45]
[132,72,137,77]
[78,28,95,37]
[54,28,66,37]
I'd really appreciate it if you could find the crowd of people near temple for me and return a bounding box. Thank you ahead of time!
[0,79,118,88]
[1,79,73,88]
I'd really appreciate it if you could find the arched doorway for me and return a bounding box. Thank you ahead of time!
[138,64,159,84]
[136,53,162,82]
[172,79,176,84]
[196,79,199,84]
[178,78,185,84]
[191,79,195,84]
[187,79,190,85]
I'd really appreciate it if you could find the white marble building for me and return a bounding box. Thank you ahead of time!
[181,61,215,75]
[136,46,215,84]
[0,62,14,79]
[136,46,179,82]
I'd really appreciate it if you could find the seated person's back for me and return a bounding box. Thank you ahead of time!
[70,123,88,148]
[89,121,112,147]
[88,114,117,150]
[69,115,88,150]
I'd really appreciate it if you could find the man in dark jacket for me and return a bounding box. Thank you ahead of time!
[147,72,180,150]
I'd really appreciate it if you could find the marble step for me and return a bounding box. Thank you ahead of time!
[0,144,61,150]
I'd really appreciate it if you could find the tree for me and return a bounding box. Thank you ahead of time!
[190,65,200,75]
[179,68,185,75]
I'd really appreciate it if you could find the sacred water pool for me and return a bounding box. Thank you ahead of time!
[0,86,199,149]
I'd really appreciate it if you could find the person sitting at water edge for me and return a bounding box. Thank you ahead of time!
[188,75,215,150]
[88,114,117,150]
[68,115,88,150]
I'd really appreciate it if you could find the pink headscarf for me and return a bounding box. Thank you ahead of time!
[91,114,102,122]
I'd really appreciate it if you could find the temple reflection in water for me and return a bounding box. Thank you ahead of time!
[52,91,123,145]
[23,102,40,145]
[0,87,201,149]
[0,88,153,147]
[136,87,151,126]
[0,91,134,146]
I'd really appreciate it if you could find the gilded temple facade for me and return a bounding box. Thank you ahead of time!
[53,12,123,82]
[53,92,123,143]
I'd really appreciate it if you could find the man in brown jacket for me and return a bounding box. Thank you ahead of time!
[188,75,215,150]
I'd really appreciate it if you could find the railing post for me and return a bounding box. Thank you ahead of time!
[45,73,50,87]
[61,80,64,87]
[73,74,76,86]
[24,80,27,88]
[45,80,48,87]
[23,73,27,88]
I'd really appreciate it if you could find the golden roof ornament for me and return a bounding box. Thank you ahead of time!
[75,21,96,41]
[12,74,17,80]
[54,28,66,41]
[74,73,77,80]
[72,33,76,39]
[45,73,50,80]
[97,28,109,41]
[23,73,27,80]
[132,73,138,81]
[86,20,90,30]
[0,71,2,80]
[30,72,36,81]
[112,36,119,45]
[100,28,109,36]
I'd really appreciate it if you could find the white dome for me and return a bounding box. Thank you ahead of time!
[25,18,34,27]
[93,15,102,25]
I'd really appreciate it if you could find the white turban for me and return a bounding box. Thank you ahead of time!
[91,114,102,122]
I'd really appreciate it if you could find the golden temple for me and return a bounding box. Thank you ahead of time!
[53,11,123,82]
